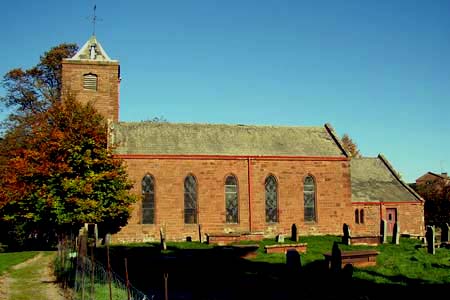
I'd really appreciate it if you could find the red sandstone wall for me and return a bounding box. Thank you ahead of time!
[61,61,120,122]
[351,202,424,237]
[112,158,353,243]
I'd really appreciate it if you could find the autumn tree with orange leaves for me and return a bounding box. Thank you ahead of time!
[0,44,135,249]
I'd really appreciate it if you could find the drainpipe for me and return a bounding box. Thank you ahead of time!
[247,157,252,232]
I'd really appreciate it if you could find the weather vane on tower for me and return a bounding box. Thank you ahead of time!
[90,4,102,36]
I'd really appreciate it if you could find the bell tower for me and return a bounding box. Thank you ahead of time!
[61,35,120,122]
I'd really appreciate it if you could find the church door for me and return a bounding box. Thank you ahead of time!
[386,208,397,235]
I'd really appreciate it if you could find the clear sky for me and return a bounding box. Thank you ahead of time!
[1,0,449,183]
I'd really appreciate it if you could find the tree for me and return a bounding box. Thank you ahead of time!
[341,133,361,158]
[0,99,136,249]
[1,43,78,127]
[0,43,137,248]
[415,179,450,226]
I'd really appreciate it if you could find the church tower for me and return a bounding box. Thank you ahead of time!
[61,36,120,122]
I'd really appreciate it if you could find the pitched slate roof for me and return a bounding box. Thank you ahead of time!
[351,155,423,203]
[67,35,117,62]
[110,122,348,157]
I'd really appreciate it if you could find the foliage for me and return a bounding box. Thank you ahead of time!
[141,115,168,123]
[341,133,361,158]
[0,43,78,123]
[415,179,450,226]
[0,99,136,249]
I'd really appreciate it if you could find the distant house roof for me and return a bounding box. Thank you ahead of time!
[416,172,449,184]
[351,155,423,203]
[110,122,348,157]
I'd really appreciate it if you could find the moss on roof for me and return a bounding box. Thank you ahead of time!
[351,156,422,203]
[110,122,346,157]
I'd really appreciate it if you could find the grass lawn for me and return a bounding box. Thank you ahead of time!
[94,236,450,300]
[0,251,40,275]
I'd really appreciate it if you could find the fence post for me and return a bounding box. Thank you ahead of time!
[106,244,113,300]
[164,272,169,300]
[90,244,95,300]
[125,258,131,300]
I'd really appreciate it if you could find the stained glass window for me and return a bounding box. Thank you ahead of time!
[265,175,278,223]
[184,175,197,224]
[225,175,238,223]
[142,174,155,224]
[304,176,316,222]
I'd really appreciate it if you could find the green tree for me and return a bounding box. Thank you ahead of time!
[341,133,361,158]
[1,43,78,126]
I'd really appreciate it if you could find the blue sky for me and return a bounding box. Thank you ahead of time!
[1,0,449,183]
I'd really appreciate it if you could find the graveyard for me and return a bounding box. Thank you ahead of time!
[87,227,450,300]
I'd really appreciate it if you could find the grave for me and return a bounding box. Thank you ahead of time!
[206,232,264,245]
[342,223,380,246]
[264,243,307,254]
[324,249,380,268]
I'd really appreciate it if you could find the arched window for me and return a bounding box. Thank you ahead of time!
[360,209,365,224]
[225,175,239,223]
[184,174,197,224]
[83,73,98,91]
[142,174,155,224]
[265,175,278,223]
[355,209,359,224]
[304,176,316,222]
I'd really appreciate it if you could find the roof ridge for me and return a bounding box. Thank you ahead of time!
[116,121,325,129]
[377,154,423,202]
[324,123,349,158]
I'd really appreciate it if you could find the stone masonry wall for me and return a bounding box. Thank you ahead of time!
[112,157,353,243]
[61,60,120,122]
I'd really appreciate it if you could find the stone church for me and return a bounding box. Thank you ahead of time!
[61,36,425,243]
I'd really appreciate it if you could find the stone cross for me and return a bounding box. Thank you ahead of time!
[392,222,400,245]
[291,224,298,242]
[380,219,387,244]
[342,223,351,245]
[441,223,449,243]
[426,225,435,255]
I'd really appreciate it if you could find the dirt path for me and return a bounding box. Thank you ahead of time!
[0,252,67,300]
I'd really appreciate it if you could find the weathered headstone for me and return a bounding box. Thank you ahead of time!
[78,231,88,257]
[441,223,449,243]
[330,242,342,273]
[286,249,301,273]
[380,219,387,244]
[291,224,298,242]
[276,234,285,243]
[160,227,167,250]
[392,222,400,245]
[426,225,435,255]
[104,233,112,246]
[198,224,202,243]
[342,223,351,245]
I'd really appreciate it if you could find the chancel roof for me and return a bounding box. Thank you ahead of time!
[67,35,117,62]
[110,122,347,157]
[351,155,422,203]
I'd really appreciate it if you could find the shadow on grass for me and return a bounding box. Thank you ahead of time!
[94,244,449,300]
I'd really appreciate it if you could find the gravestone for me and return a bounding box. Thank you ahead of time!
[286,249,301,274]
[198,224,202,243]
[392,222,400,245]
[78,231,88,257]
[160,227,167,250]
[426,225,435,255]
[291,224,298,242]
[276,234,285,243]
[380,220,387,244]
[342,223,351,245]
[441,223,449,243]
[104,233,112,246]
[330,242,342,273]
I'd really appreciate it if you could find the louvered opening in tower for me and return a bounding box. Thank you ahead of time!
[83,74,98,91]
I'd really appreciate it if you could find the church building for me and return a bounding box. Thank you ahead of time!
[61,36,425,243]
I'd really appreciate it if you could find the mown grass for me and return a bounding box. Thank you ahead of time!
[0,251,40,275]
